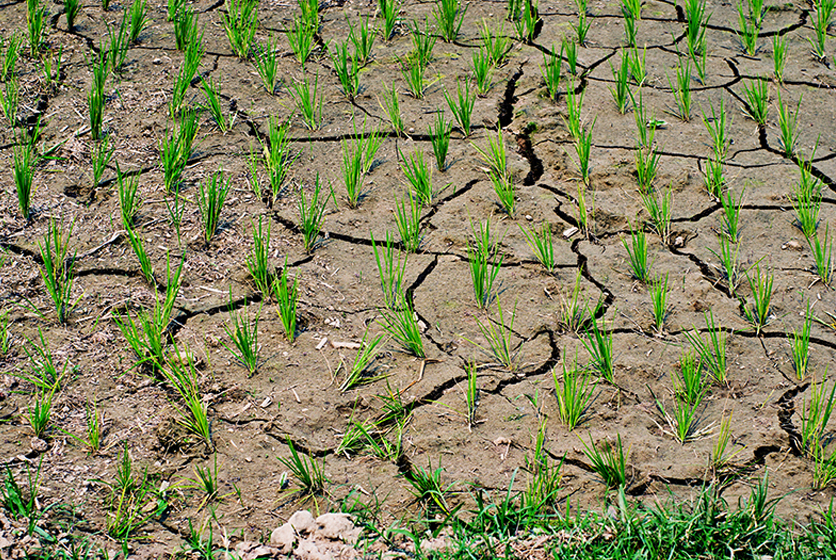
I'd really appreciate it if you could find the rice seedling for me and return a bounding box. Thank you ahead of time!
[809,225,835,287]
[358,118,383,174]
[793,153,823,239]
[576,182,593,235]
[468,218,503,309]
[579,433,628,488]
[523,420,564,508]
[26,384,56,438]
[808,0,835,62]
[668,59,692,122]
[648,272,669,333]
[287,17,316,66]
[445,80,475,137]
[20,329,71,390]
[515,0,540,43]
[125,226,155,285]
[371,232,407,309]
[1,77,19,127]
[221,0,258,59]
[342,139,365,209]
[635,145,661,193]
[709,234,745,295]
[743,262,774,334]
[433,0,467,42]
[622,222,651,283]
[395,191,423,253]
[742,78,768,125]
[582,313,614,383]
[631,90,656,150]
[428,111,451,171]
[165,190,185,246]
[379,300,424,357]
[400,149,434,207]
[290,72,322,131]
[470,299,518,371]
[160,107,199,193]
[297,175,328,253]
[572,119,595,186]
[702,98,731,162]
[197,168,230,245]
[471,48,493,96]
[379,82,404,136]
[564,81,584,141]
[775,88,801,157]
[38,219,77,324]
[520,222,555,273]
[78,399,103,453]
[340,329,386,392]
[246,216,272,297]
[167,0,185,20]
[115,164,140,231]
[273,257,299,343]
[641,186,672,245]
[40,45,62,95]
[98,444,156,540]
[222,298,261,377]
[128,0,148,43]
[712,410,746,470]
[201,75,233,133]
[719,188,744,242]
[558,268,602,333]
[684,0,709,56]
[789,301,812,380]
[410,18,436,68]
[541,43,563,101]
[481,20,512,66]
[652,390,704,444]
[683,310,728,385]
[329,40,360,100]
[262,116,299,202]
[0,313,10,356]
[474,126,508,182]
[401,56,425,99]
[378,0,399,40]
[88,51,108,141]
[736,2,760,56]
[572,0,591,46]
[747,0,766,26]
[106,11,130,73]
[627,45,646,86]
[254,38,280,94]
[610,51,631,114]
[348,15,375,65]
[406,460,453,515]
[704,156,726,199]
[173,6,198,51]
[673,349,704,405]
[768,36,789,85]
[12,143,34,222]
[161,344,212,448]
[507,0,523,20]
[800,375,836,456]
[689,39,708,84]
[26,0,47,58]
[1,34,21,83]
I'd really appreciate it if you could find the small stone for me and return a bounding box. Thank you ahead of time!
[782,240,802,251]
[315,512,355,541]
[289,510,316,534]
[674,236,684,247]
[152,58,162,65]
[408,127,415,134]
[270,523,295,553]
[30,437,48,452]
[563,226,579,238]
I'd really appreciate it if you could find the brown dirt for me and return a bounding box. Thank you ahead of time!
[1,0,836,553]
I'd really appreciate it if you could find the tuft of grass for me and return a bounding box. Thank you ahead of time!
[65,0,81,30]
[395,191,423,253]
[169,37,204,117]
[26,0,48,58]
[297,174,328,253]
[471,48,493,96]
[371,231,408,309]
[379,82,405,136]
[409,18,435,68]
[379,300,424,357]
[683,310,728,385]
[173,6,198,51]
[627,45,646,86]
[609,51,631,115]
[196,167,231,245]
[719,187,744,242]
[1,77,19,128]
[329,39,360,100]
[648,272,670,333]
[789,301,812,381]
[400,149,434,207]
[20,328,71,390]
[290,72,323,131]
[162,344,213,448]
[200,75,233,133]
[519,222,555,273]
[742,78,768,125]
[809,224,835,287]
[88,51,108,141]
[622,222,651,283]
[775,88,801,157]
[1,33,21,82]
[159,108,199,194]
[378,0,400,41]
[12,142,35,222]
[348,15,376,65]
[621,0,641,46]
[254,37,280,94]
[262,116,299,202]
[772,34,788,82]
[792,151,823,239]
[433,0,467,42]
[246,216,272,296]
[401,55,426,99]
[652,389,704,444]
[709,233,744,295]
[668,58,692,122]
[116,162,141,230]
[554,356,595,430]
[428,111,452,172]
[470,299,518,371]
[579,433,628,488]
[342,137,365,209]
[635,145,661,193]
[91,135,114,189]
[514,0,541,43]
[287,16,316,66]
[572,118,595,185]
[273,257,299,343]
[468,218,503,309]
[641,186,672,245]
[742,262,774,334]
[673,349,704,405]
[481,20,512,66]
[221,0,258,59]
[125,225,155,286]
[684,0,709,57]
[736,1,760,56]
[279,438,327,497]
[541,43,563,101]
[558,268,602,333]
[128,0,148,43]
[800,375,836,458]
[564,81,584,141]
[222,297,261,377]
[340,329,387,392]
[39,219,77,324]
[572,0,591,46]
[808,0,835,62]
[582,312,614,383]
[564,36,578,75]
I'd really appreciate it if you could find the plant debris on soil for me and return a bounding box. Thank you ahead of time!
[1,0,836,556]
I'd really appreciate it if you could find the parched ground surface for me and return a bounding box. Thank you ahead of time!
[1,0,836,554]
